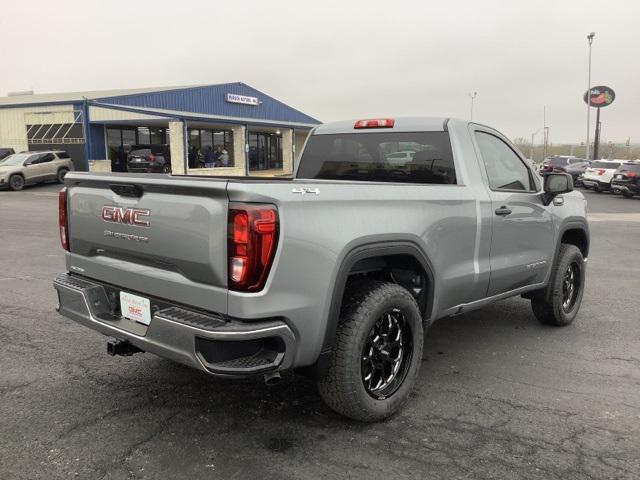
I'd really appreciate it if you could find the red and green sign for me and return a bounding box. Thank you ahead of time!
[583,86,615,108]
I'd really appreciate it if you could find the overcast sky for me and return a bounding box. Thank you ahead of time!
[2,0,638,143]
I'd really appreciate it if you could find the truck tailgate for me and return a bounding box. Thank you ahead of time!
[64,173,229,314]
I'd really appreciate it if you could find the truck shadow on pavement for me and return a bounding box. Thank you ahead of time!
[39,295,637,479]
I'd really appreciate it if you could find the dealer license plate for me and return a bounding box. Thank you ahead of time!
[120,291,151,325]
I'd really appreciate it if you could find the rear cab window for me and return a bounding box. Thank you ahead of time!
[296,131,457,184]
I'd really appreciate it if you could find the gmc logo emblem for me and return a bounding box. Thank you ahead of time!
[102,206,150,227]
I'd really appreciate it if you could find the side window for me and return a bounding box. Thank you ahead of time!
[56,152,70,159]
[475,132,534,191]
[40,153,55,163]
[27,153,44,164]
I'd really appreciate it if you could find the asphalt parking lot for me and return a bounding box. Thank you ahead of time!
[1,183,638,480]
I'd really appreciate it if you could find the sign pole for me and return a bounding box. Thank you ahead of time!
[593,107,601,160]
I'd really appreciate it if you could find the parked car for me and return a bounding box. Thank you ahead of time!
[385,150,415,165]
[581,160,624,192]
[611,161,640,198]
[562,159,590,187]
[53,117,588,422]
[127,144,171,173]
[539,156,586,178]
[0,147,15,161]
[0,150,74,191]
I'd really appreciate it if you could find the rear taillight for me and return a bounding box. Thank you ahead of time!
[626,171,637,178]
[147,154,156,162]
[228,203,279,292]
[58,187,69,251]
[597,169,606,175]
[354,118,395,129]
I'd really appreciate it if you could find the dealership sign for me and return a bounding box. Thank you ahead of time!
[226,93,259,106]
[583,85,615,108]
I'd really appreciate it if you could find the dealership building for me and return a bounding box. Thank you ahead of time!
[0,83,321,176]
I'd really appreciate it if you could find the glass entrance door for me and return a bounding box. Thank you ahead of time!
[248,132,282,171]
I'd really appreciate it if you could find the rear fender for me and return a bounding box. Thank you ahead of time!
[316,241,436,373]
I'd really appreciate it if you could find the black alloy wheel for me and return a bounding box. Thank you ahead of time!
[561,262,580,312]
[361,308,412,400]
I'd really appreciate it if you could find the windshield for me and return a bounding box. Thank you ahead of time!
[0,153,32,166]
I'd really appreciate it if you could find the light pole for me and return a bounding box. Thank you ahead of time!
[531,127,545,163]
[586,32,595,160]
[468,92,477,121]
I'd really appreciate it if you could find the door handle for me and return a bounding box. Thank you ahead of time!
[495,206,512,216]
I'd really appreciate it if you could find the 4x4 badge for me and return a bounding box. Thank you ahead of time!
[292,187,320,196]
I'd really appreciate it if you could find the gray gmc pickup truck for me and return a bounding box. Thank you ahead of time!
[54,117,589,421]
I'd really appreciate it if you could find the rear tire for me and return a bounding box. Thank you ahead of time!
[531,244,585,326]
[317,280,424,422]
[8,174,25,191]
[623,191,634,198]
[56,168,69,184]
[594,184,602,193]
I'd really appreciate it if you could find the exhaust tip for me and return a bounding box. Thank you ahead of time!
[264,371,281,386]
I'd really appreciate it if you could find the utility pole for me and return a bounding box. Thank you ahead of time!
[468,92,477,121]
[543,106,549,160]
[531,127,544,163]
[530,133,535,160]
[586,32,595,160]
[626,138,631,159]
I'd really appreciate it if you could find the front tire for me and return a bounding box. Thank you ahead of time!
[623,191,634,198]
[531,244,585,326]
[317,280,424,422]
[8,174,25,191]
[56,168,69,183]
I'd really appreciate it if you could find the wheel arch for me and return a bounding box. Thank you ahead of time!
[316,241,436,371]
[558,221,590,259]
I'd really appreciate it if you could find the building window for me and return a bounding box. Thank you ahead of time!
[187,128,234,168]
[106,127,136,172]
[137,127,150,144]
[122,129,136,147]
[249,132,282,171]
[150,127,165,144]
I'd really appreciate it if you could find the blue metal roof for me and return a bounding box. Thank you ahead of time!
[95,83,320,126]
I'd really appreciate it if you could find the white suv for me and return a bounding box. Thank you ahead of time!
[581,159,624,192]
[0,151,74,191]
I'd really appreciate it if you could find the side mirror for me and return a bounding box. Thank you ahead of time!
[543,173,573,205]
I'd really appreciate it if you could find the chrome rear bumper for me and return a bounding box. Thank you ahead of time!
[53,273,296,376]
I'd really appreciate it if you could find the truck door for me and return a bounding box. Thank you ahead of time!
[473,130,555,297]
